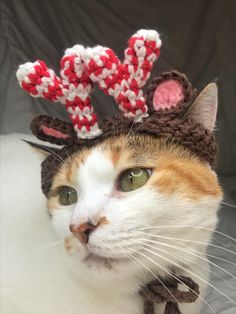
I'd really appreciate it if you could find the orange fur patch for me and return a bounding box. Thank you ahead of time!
[98,216,109,226]
[151,159,222,200]
[64,236,78,254]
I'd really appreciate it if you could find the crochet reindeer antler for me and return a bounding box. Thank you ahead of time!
[16,29,161,139]
[16,29,218,170]
[16,45,101,139]
[84,29,161,121]
[16,29,218,193]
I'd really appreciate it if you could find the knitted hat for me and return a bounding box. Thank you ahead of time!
[16,29,218,196]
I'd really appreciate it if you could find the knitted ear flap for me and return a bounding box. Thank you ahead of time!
[147,71,196,115]
[31,115,77,145]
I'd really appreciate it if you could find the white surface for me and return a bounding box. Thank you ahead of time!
[0,134,84,314]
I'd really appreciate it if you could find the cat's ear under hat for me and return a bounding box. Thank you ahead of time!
[183,83,218,132]
[23,139,61,158]
[147,71,196,114]
[30,115,77,145]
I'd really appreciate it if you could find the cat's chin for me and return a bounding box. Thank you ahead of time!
[83,252,128,269]
[64,236,130,270]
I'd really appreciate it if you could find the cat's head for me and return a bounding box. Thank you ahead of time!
[26,78,222,287]
[17,29,222,286]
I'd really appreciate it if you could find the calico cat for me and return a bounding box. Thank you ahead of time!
[16,82,220,314]
[7,29,223,314]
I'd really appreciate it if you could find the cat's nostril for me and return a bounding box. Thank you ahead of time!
[69,222,98,244]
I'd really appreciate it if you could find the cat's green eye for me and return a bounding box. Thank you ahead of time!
[119,168,151,192]
[58,186,78,205]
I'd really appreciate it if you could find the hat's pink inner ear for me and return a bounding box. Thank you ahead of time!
[153,79,184,110]
[40,125,70,139]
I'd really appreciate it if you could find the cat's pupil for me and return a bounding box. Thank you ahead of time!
[119,168,151,192]
[129,174,133,184]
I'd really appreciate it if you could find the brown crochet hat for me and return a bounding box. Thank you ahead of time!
[16,30,218,196]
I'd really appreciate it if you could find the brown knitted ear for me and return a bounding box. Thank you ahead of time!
[31,115,77,145]
[146,71,196,116]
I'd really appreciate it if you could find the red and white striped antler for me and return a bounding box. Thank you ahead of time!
[84,29,161,121]
[16,45,101,139]
[17,29,161,139]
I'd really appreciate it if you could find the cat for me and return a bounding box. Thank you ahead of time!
[1,80,223,314]
[45,134,222,314]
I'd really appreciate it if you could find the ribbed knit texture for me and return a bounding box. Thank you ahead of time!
[140,276,199,314]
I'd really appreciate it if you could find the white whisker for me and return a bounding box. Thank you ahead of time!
[124,250,180,305]
[135,231,236,263]
[30,240,62,255]
[133,238,236,290]
[133,237,236,281]
[43,146,68,167]
[138,225,236,243]
[126,246,217,314]
[140,245,236,305]
[222,201,236,209]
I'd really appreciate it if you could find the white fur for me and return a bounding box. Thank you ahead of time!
[72,148,116,225]
[1,134,222,314]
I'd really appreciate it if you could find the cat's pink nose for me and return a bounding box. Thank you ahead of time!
[69,222,98,244]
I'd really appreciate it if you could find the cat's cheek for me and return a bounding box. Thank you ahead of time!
[50,206,74,238]
[103,189,159,232]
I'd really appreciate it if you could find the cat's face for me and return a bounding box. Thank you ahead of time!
[46,134,222,284]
